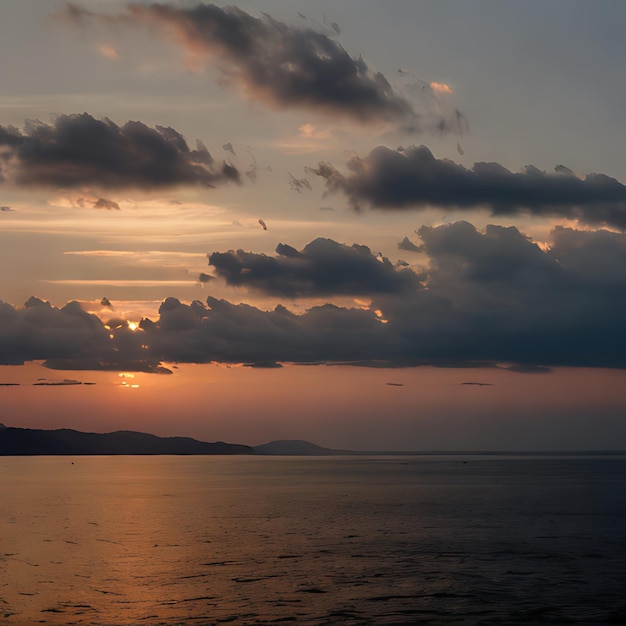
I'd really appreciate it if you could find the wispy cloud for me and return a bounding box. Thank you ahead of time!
[61,3,467,134]
[41,279,194,287]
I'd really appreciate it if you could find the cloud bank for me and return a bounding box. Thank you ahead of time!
[3,224,626,371]
[310,145,626,229]
[62,3,466,133]
[0,114,240,191]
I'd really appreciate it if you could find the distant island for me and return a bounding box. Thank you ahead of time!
[253,439,350,455]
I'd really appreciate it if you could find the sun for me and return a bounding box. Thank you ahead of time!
[128,321,139,331]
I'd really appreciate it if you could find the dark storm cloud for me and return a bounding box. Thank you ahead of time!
[143,296,394,365]
[0,114,240,191]
[117,221,626,368]
[373,221,626,369]
[0,297,110,366]
[310,145,626,229]
[5,223,626,370]
[62,3,466,133]
[208,237,422,297]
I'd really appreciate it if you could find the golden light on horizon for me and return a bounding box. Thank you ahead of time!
[119,372,140,389]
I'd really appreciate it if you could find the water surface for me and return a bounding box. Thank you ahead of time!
[2,455,626,624]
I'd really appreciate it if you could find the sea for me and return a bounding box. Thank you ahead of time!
[1,455,626,625]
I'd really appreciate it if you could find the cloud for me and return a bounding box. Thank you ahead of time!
[310,144,626,229]
[144,296,393,365]
[374,221,626,369]
[0,297,110,366]
[0,113,240,191]
[94,198,121,210]
[208,237,422,297]
[0,297,163,372]
[4,224,626,370]
[288,173,312,193]
[430,82,453,94]
[298,123,332,140]
[61,3,466,133]
[198,272,214,284]
[398,236,422,253]
[97,43,119,59]
[112,222,626,368]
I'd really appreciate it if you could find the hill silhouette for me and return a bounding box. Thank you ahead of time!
[0,427,253,456]
[253,439,349,455]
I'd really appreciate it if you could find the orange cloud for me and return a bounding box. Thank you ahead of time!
[430,82,453,94]
[97,43,119,59]
[298,124,332,140]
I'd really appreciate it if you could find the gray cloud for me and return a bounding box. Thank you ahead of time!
[288,173,312,193]
[94,198,121,210]
[0,114,240,191]
[0,297,164,372]
[4,224,626,370]
[204,225,626,368]
[310,144,626,229]
[208,237,422,297]
[62,3,466,133]
[198,272,214,284]
[398,236,422,253]
[143,296,392,365]
[0,297,110,366]
[375,221,626,368]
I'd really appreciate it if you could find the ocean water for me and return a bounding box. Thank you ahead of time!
[1,455,626,625]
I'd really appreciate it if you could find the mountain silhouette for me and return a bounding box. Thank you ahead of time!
[0,427,253,455]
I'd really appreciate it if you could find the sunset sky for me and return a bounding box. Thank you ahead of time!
[2,0,626,451]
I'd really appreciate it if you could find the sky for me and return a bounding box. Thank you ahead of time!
[2,0,626,451]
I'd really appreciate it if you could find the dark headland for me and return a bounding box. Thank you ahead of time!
[0,425,253,456]
[0,423,355,456]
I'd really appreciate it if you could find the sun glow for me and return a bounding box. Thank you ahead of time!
[119,372,140,389]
